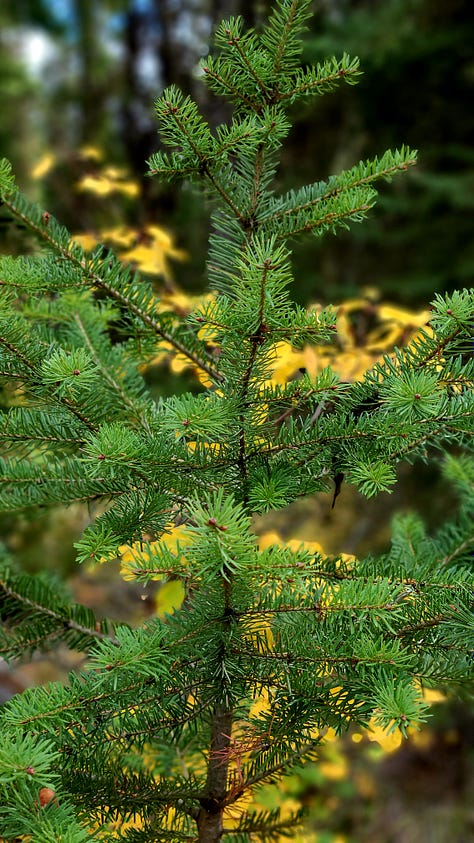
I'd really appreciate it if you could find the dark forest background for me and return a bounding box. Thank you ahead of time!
[1,0,473,306]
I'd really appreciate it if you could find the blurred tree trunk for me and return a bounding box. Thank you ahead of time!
[73,0,105,145]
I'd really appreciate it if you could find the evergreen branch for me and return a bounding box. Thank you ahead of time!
[72,313,150,430]
[274,198,376,240]
[394,616,446,639]
[201,64,260,112]
[265,0,310,77]
[0,335,98,432]
[0,430,81,447]
[3,673,206,736]
[231,648,400,667]
[223,810,307,839]
[278,55,361,100]
[119,701,211,743]
[225,32,270,99]
[439,534,474,567]
[269,149,417,224]
[236,260,271,504]
[248,144,266,222]
[0,370,24,378]
[0,573,119,658]
[1,6,473,841]
[158,96,246,223]
[74,275,221,386]
[223,741,319,806]
[205,167,246,223]
[0,156,15,195]
[0,194,222,385]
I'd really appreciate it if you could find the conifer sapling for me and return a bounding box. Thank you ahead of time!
[0,2,473,841]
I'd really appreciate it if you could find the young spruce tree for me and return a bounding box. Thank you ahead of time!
[0,2,473,841]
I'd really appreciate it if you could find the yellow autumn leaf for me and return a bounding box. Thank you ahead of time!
[79,145,103,161]
[223,789,254,828]
[76,174,114,196]
[115,179,140,198]
[323,727,339,743]
[154,579,185,617]
[366,719,403,752]
[119,523,191,582]
[319,756,349,780]
[365,321,409,352]
[268,342,306,386]
[118,544,148,581]
[120,227,186,278]
[160,288,211,317]
[335,308,356,349]
[120,242,170,275]
[146,224,175,250]
[76,173,139,198]
[169,351,193,374]
[194,368,215,388]
[98,225,136,248]
[378,303,431,327]
[335,552,356,569]
[304,346,374,382]
[422,687,445,704]
[160,522,191,552]
[70,232,99,252]
[249,688,272,719]
[285,537,325,556]
[102,165,129,180]
[258,531,283,551]
[31,152,56,180]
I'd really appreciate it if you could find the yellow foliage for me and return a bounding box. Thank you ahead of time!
[137,282,431,393]
[79,145,103,161]
[257,530,354,570]
[304,346,374,382]
[69,222,187,285]
[160,289,214,317]
[323,727,339,743]
[31,152,56,180]
[169,350,195,375]
[71,232,100,252]
[268,341,305,385]
[102,165,130,181]
[76,172,140,198]
[120,226,186,278]
[304,296,432,384]
[285,537,325,556]
[154,579,185,618]
[249,688,272,719]
[319,757,349,781]
[119,523,191,582]
[366,719,403,752]
[422,687,445,704]
[98,225,136,248]
[257,530,285,551]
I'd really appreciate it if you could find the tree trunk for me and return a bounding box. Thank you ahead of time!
[197,704,234,842]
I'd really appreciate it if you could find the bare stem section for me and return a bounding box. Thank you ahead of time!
[198,704,234,842]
